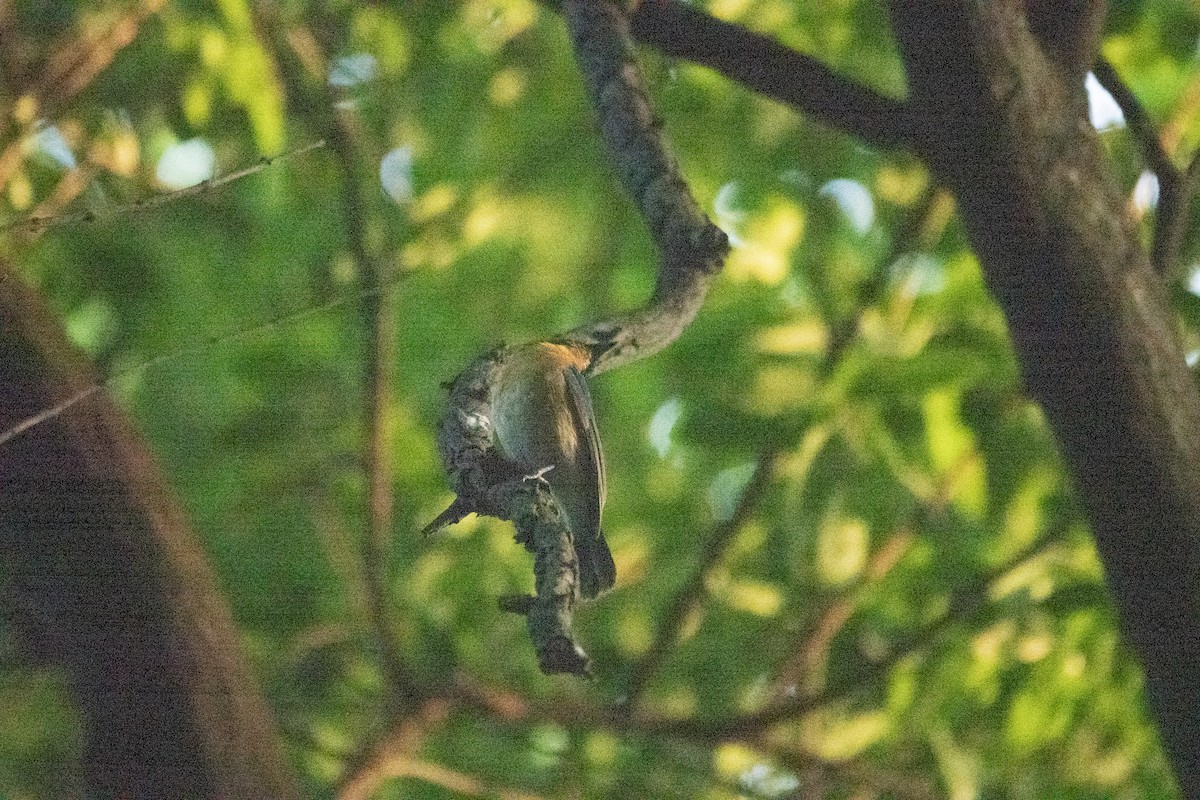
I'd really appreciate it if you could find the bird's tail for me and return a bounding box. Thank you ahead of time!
[578,529,616,599]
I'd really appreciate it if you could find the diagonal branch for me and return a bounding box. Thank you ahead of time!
[1091,57,1199,276]
[3,140,327,235]
[1092,59,1177,188]
[773,451,978,698]
[622,452,778,706]
[621,1,925,152]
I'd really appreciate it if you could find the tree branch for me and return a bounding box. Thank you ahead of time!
[621,0,925,152]
[1091,59,1177,188]
[561,0,729,373]
[888,2,1200,792]
[0,261,300,797]
[1091,57,1198,276]
[335,697,451,800]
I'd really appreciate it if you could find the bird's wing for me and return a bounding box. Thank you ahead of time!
[564,365,605,514]
[564,363,615,597]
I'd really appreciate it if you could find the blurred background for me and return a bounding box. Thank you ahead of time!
[3,0,1200,797]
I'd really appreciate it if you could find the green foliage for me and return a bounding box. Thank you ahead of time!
[2,0,1197,797]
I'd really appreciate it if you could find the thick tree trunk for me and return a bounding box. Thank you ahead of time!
[889,3,1200,793]
[0,262,299,798]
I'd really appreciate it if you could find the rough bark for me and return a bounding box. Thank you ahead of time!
[888,3,1200,793]
[561,0,729,373]
[0,263,300,798]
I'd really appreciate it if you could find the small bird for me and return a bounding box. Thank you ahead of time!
[489,341,616,598]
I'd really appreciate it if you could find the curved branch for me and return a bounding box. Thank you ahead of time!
[428,0,730,674]
[562,0,729,373]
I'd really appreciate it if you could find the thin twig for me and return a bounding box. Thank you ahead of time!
[639,518,1070,740]
[343,755,545,800]
[0,277,403,448]
[1092,58,1199,275]
[335,697,450,800]
[2,139,327,234]
[772,529,914,698]
[622,452,778,706]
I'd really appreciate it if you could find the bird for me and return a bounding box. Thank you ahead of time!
[489,341,616,598]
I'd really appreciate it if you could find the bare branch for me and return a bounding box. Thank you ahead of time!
[773,451,977,697]
[1092,59,1177,187]
[561,0,729,373]
[620,1,925,152]
[342,755,545,800]
[1091,58,1197,275]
